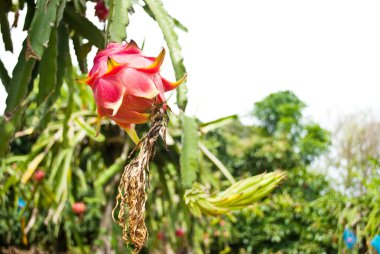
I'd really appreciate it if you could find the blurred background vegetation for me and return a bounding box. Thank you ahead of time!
[0,0,379,253]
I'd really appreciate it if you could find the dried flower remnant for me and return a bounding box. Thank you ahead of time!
[112,107,168,252]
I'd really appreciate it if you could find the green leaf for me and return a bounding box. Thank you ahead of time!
[0,0,13,52]
[55,0,67,26]
[37,27,58,104]
[21,152,46,184]
[198,142,235,184]
[200,115,238,134]
[64,7,105,49]
[0,57,10,92]
[171,16,188,33]
[94,158,125,187]
[55,149,73,201]
[180,114,198,188]
[50,22,69,103]
[27,60,40,94]
[73,0,86,13]
[107,0,133,43]
[0,114,18,156]
[26,0,61,60]
[48,149,68,184]
[23,0,36,31]
[72,33,90,73]
[73,166,88,192]
[74,117,105,142]
[18,0,25,10]
[144,0,188,110]
[143,5,188,32]
[5,40,36,115]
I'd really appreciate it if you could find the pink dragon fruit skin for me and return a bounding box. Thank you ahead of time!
[80,41,186,144]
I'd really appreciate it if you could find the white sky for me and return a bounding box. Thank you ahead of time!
[1,0,380,130]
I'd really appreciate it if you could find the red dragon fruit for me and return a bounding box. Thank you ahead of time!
[95,1,109,22]
[79,41,186,144]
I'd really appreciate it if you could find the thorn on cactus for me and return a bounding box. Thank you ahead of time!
[106,57,120,71]
[136,48,165,74]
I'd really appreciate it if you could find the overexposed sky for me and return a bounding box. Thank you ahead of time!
[1,0,380,130]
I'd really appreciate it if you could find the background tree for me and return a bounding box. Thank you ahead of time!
[329,113,380,253]
[332,113,380,196]
[204,91,340,253]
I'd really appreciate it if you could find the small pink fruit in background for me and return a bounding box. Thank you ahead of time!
[33,169,45,182]
[175,228,185,237]
[157,231,165,241]
[72,202,86,215]
[79,41,186,144]
[95,1,109,21]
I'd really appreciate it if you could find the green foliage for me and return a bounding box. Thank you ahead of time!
[63,7,105,49]
[107,0,133,43]
[0,80,289,253]
[231,189,342,253]
[0,0,190,155]
[253,90,305,136]
[205,91,331,176]
[202,91,338,253]
[331,115,380,253]
[334,178,380,253]
[0,81,105,250]
[0,0,13,52]
[0,2,251,248]
[1,0,107,155]
[26,0,61,60]
[180,114,199,188]
[5,42,36,114]
[144,0,188,110]
[3,0,377,253]
[37,28,58,104]
[0,58,10,91]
